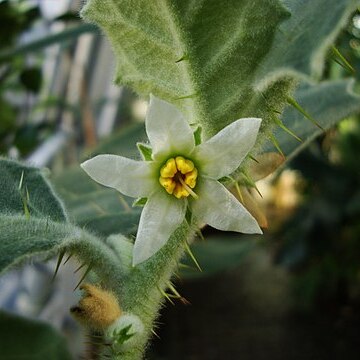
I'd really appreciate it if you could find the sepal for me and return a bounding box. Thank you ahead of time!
[137,142,153,161]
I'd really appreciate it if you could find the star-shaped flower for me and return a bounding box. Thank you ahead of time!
[81,95,262,265]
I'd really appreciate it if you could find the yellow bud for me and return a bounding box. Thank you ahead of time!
[71,284,121,330]
[173,183,189,198]
[175,156,194,174]
[184,168,198,188]
[160,158,177,178]
[159,176,176,194]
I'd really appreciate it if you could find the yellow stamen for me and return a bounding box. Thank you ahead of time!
[159,177,176,194]
[173,183,189,199]
[159,156,198,199]
[175,156,194,174]
[160,158,177,178]
[184,168,198,188]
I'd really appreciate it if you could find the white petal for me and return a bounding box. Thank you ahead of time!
[81,155,157,198]
[146,95,195,160]
[133,190,186,265]
[193,118,261,179]
[190,178,262,234]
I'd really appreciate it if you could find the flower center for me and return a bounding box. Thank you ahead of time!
[159,156,198,199]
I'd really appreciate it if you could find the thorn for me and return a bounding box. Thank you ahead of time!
[249,154,259,163]
[157,286,175,305]
[74,262,86,274]
[234,180,244,203]
[151,329,161,339]
[18,171,24,190]
[331,45,355,74]
[167,282,181,298]
[178,262,194,270]
[254,185,263,199]
[272,116,302,142]
[240,172,263,198]
[175,53,189,63]
[175,93,197,100]
[173,270,182,280]
[286,96,324,131]
[196,229,205,241]
[22,194,30,220]
[167,282,190,304]
[25,186,30,202]
[63,253,73,265]
[180,297,191,305]
[74,263,93,291]
[52,250,66,281]
[268,133,285,158]
[183,240,202,272]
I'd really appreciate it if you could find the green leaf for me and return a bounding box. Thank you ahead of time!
[0,311,72,360]
[133,197,147,207]
[0,158,67,222]
[193,125,202,145]
[0,214,125,283]
[137,142,153,161]
[0,159,124,282]
[180,235,258,279]
[81,0,357,140]
[0,24,98,63]
[255,0,358,88]
[269,79,360,160]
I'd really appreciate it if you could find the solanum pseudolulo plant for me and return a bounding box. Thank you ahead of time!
[1,1,359,359]
[81,95,262,265]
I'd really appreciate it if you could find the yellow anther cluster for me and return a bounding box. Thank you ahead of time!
[159,156,198,199]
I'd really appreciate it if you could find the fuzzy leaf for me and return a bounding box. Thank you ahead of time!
[254,0,358,89]
[0,158,67,222]
[0,214,125,283]
[0,311,72,360]
[270,79,360,159]
[0,159,124,282]
[81,0,357,139]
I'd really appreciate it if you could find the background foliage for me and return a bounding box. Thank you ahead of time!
[0,0,360,359]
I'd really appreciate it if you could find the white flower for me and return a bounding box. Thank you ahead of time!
[81,95,262,266]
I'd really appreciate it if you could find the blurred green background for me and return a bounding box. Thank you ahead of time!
[0,1,360,359]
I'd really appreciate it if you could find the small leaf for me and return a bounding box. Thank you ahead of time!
[137,142,152,161]
[193,125,202,145]
[133,197,147,207]
[113,324,135,346]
